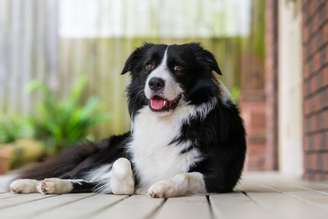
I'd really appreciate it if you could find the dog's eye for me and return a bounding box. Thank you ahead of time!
[174,65,183,72]
[145,63,155,71]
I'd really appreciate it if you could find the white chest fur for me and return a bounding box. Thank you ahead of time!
[128,105,203,190]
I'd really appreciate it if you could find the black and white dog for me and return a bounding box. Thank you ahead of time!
[0,43,246,198]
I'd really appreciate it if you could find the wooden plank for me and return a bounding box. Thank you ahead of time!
[247,191,328,219]
[89,195,164,219]
[284,191,328,210]
[236,177,277,193]
[33,194,128,219]
[0,192,16,199]
[153,195,212,219]
[268,177,328,193]
[0,194,55,209]
[239,173,328,208]
[210,193,276,219]
[297,181,328,192]
[0,193,93,218]
[236,172,317,193]
[262,178,328,210]
[238,173,328,218]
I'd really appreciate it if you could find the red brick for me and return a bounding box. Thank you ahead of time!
[310,75,318,93]
[306,98,314,115]
[304,99,310,115]
[314,52,321,72]
[313,133,321,151]
[313,95,321,113]
[309,38,317,60]
[324,23,328,42]
[312,13,320,34]
[319,89,328,111]
[310,153,318,170]
[304,60,310,77]
[317,72,324,90]
[321,47,328,66]
[304,136,309,151]
[303,24,310,44]
[322,110,328,129]
[324,132,328,150]
[323,68,328,86]
[308,0,316,17]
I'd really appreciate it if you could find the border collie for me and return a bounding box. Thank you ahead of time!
[0,43,246,198]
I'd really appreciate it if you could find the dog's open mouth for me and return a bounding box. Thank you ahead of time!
[149,95,181,112]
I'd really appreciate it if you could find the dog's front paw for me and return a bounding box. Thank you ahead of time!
[37,178,72,194]
[147,180,178,198]
[10,179,38,194]
[111,158,135,195]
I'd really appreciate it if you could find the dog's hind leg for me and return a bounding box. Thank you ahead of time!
[35,158,135,195]
[36,178,97,194]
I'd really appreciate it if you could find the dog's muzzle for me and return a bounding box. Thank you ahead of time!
[148,77,165,92]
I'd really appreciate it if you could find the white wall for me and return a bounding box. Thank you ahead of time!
[59,0,251,38]
[278,0,303,176]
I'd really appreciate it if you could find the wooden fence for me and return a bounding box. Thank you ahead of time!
[0,0,249,138]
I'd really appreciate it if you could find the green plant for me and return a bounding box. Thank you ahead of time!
[231,86,240,103]
[27,78,109,154]
[0,116,34,144]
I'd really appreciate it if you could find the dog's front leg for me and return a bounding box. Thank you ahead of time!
[147,172,206,198]
[110,158,135,195]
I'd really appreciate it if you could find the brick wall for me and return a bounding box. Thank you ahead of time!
[302,0,328,181]
[242,0,279,171]
[240,0,269,171]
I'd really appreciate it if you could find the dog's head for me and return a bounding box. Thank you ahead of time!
[122,43,222,117]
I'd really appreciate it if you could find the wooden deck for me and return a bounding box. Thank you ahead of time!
[1,173,328,219]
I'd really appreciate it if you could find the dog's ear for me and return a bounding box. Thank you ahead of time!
[121,43,153,75]
[189,43,222,75]
[200,49,222,75]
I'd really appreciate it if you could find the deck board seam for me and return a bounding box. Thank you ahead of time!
[142,198,166,219]
[241,191,272,210]
[293,184,328,196]
[78,195,130,219]
[205,195,216,219]
[0,195,56,210]
[266,184,328,211]
[28,193,97,217]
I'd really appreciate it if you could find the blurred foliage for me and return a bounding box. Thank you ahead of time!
[26,78,110,154]
[231,86,241,103]
[244,0,266,59]
[0,139,45,170]
[0,78,110,172]
[0,116,34,144]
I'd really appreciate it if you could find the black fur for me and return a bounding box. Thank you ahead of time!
[15,43,246,194]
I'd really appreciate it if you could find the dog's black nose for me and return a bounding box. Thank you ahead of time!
[148,77,165,91]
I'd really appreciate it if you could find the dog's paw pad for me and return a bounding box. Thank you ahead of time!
[147,181,177,198]
[37,180,56,194]
[10,179,37,194]
[37,178,72,194]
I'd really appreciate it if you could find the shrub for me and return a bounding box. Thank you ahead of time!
[0,116,33,144]
[27,78,109,154]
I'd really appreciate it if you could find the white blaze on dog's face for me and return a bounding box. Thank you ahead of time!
[144,48,183,114]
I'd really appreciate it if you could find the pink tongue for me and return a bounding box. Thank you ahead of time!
[150,98,166,110]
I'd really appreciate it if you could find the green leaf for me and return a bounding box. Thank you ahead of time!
[25,78,109,154]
